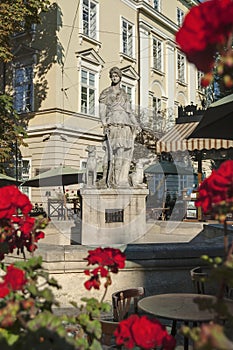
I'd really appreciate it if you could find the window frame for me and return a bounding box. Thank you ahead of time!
[177,52,185,84]
[152,37,162,72]
[153,96,162,117]
[13,64,34,113]
[82,0,98,40]
[121,83,133,104]
[121,17,134,58]
[177,7,184,27]
[80,68,97,116]
[153,0,161,11]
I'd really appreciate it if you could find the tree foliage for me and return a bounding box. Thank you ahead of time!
[0,0,49,62]
[0,95,27,167]
[0,0,49,173]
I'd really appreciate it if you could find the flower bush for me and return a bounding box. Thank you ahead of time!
[195,160,233,223]
[114,314,176,350]
[176,0,233,87]
[176,1,233,348]
[0,185,176,349]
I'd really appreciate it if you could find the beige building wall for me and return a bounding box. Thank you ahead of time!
[13,0,202,204]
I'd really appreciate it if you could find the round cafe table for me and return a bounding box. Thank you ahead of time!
[138,293,233,350]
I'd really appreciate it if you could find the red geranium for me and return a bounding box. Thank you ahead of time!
[0,185,32,219]
[0,265,27,298]
[84,247,126,290]
[85,247,125,271]
[114,314,176,350]
[0,186,47,259]
[4,265,27,291]
[195,160,233,221]
[176,0,233,74]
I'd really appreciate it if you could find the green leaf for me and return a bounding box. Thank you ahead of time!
[0,328,19,346]
[89,338,103,350]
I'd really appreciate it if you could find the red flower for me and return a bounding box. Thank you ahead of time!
[84,276,100,290]
[176,0,233,73]
[4,265,27,291]
[114,314,176,350]
[114,314,137,349]
[0,186,46,259]
[196,160,233,218]
[85,247,126,272]
[84,247,126,290]
[34,231,45,242]
[0,283,10,298]
[20,216,36,236]
[0,186,32,219]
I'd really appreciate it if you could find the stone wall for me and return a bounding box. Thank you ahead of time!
[4,227,226,307]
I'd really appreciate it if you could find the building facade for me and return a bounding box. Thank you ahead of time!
[4,0,202,202]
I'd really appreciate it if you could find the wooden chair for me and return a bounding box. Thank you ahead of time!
[100,319,119,346]
[112,287,145,321]
[190,266,208,294]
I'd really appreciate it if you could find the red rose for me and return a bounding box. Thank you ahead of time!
[176,0,233,73]
[4,265,27,291]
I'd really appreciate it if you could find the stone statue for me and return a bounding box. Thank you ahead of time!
[85,145,97,187]
[99,67,141,187]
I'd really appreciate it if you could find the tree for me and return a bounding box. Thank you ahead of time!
[0,0,49,173]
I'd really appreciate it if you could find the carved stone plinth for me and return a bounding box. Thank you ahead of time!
[80,188,149,245]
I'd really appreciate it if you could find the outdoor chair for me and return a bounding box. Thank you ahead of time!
[100,318,119,347]
[190,266,208,294]
[112,287,145,321]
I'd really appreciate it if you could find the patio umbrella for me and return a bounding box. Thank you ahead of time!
[144,161,194,175]
[0,174,22,187]
[188,93,233,140]
[22,166,85,220]
[144,161,194,219]
[22,166,85,188]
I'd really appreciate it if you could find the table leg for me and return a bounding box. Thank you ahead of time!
[171,320,177,336]
[184,321,189,350]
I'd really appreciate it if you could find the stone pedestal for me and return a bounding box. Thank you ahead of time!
[80,187,149,245]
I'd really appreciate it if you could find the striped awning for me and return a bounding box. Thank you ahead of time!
[157,122,233,153]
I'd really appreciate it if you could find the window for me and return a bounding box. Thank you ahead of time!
[153,0,160,11]
[177,8,184,27]
[153,38,162,71]
[178,175,194,196]
[153,97,161,117]
[197,71,204,91]
[148,174,165,200]
[82,0,97,39]
[81,69,96,115]
[121,83,132,103]
[80,160,87,169]
[177,52,185,83]
[14,65,33,113]
[122,18,133,57]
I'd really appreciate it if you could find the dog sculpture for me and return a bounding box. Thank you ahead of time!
[130,159,148,187]
[86,145,97,186]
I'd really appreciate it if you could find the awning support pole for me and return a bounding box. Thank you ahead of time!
[197,153,202,221]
